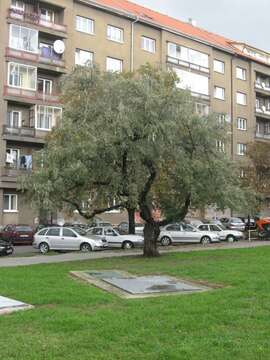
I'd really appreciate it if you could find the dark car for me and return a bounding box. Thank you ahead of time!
[240,217,257,230]
[1,225,35,245]
[0,240,14,256]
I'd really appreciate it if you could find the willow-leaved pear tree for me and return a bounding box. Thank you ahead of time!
[21,65,247,257]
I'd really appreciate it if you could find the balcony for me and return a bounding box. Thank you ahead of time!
[5,47,66,70]
[255,132,270,140]
[7,8,67,34]
[167,55,210,74]
[4,86,61,105]
[1,166,31,181]
[3,125,46,144]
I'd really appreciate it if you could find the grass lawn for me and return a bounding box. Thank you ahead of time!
[0,247,270,360]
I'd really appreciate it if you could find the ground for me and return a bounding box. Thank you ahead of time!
[1,247,270,359]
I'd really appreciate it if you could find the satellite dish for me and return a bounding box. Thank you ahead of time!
[53,40,65,54]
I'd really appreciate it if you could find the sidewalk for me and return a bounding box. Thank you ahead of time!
[1,240,270,268]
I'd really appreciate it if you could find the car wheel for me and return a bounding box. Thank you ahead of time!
[122,241,134,250]
[160,236,171,246]
[80,243,92,252]
[39,242,49,254]
[201,236,211,245]
[226,235,235,242]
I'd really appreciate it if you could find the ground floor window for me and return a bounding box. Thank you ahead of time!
[3,194,18,212]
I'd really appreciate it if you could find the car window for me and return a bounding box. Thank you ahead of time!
[5,225,13,231]
[38,228,48,236]
[210,225,220,232]
[46,228,60,236]
[105,228,117,236]
[63,228,77,237]
[166,225,180,231]
[199,225,209,231]
[90,228,103,235]
[231,218,243,223]
[182,224,196,232]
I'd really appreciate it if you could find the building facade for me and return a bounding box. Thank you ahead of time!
[0,0,270,225]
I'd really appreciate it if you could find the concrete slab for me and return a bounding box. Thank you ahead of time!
[0,296,33,315]
[70,270,215,299]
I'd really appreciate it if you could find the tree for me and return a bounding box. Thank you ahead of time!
[21,65,247,257]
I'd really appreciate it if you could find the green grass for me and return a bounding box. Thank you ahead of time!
[0,247,270,359]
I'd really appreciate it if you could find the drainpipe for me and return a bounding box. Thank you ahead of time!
[130,17,139,72]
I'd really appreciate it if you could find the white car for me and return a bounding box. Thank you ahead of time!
[33,227,108,254]
[197,223,244,242]
[87,226,144,249]
[158,223,220,246]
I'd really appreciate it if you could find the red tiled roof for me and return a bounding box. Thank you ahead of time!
[92,0,236,52]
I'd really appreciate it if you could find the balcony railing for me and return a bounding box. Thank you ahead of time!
[8,8,67,33]
[167,55,210,74]
[4,86,61,104]
[255,132,270,140]
[5,47,65,69]
[255,106,270,117]
[255,81,270,93]
[3,125,36,138]
[1,166,31,179]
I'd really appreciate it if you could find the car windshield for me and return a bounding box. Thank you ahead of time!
[218,224,226,230]
[15,226,32,231]
[73,227,86,236]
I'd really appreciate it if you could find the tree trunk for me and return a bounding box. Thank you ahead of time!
[143,222,160,257]
[127,208,136,234]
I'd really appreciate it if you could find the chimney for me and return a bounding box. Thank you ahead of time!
[188,18,197,27]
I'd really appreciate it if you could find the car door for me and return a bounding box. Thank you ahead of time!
[44,227,61,249]
[62,228,80,250]
[87,227,104,241]
[104,228,122,247]
[2,225,12,241]
[209,224,223,239]
[181,224,201,243]
[165,224,181,243]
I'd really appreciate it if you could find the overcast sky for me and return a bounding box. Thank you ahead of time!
[134,0,270,52]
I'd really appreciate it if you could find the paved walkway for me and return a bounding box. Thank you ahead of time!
[1,240,270,268]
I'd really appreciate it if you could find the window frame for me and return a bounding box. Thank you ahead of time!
[35,105,62,131]
[75,48,93,67]
[3,194,18,213]
[40,8,55,23]
[8,62,37,91]
[107,25,124,43]
[167,42,209,69]
[7,110,22,128]
[236,67,247,81]
[214,86,225,100]
[106,57,123,73]
[237,143,247,156]
[141,36,156,53]
[11,0,25,11]
[237,117,247,131]
[76,15,94,35]
[9,24,39,54]
[213,59,225,74]
[236,91,247,106]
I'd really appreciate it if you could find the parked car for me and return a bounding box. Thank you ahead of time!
[196,223,244,242]
[158,223,220,246]
[1,225,35,245]
[0,240,14,256]
[87,226,144,249]
[220,217,245,231]
[33,227,108,254]
[240,217,257,230]
[117,222,129,234]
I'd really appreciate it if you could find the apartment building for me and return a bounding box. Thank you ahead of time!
[0,0,270,225]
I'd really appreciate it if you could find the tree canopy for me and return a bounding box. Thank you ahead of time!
[21,65,248,256]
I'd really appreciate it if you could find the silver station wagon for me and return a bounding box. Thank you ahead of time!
[33,227,108,254]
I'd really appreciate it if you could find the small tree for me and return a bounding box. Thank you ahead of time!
[21,65,247,257]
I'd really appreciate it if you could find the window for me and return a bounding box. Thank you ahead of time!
[237,143,247,156]
[236,92,247,105]
[75,49,93,66]
[237,117,247,131]
[210,225,221,232]
[8,62,37,90]
[11,0,24,11]
[236,67,247,80]
[35,105,62,130]
[168,42,209,69]
[198,225,209,231]
[10,24,38,53]
[107,25,123,43]
[38,228,48,236]
[7,111,21,128]
[106,57,123,72]
[240,169,247,178]
[63,229,77,237]
[40,8,54,23]
[40,42,61,60]
[213,60,225,74]
[166,225,180,231]
[38,78,52,95]
[174,68,209,95]
[214,86,225,100]
[217,113,231,123]
[141,36,156,53]
[89,228,103,236]
[216,140,225,152]
[46,228,60,236]
[4,194,18,212]
[195,103,209,116]
[6,148,20,167]
[76,16,94,34]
